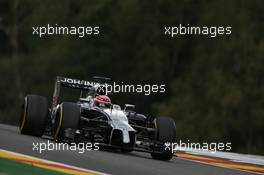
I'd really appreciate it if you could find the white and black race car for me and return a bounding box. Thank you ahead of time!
[20,76,176,160]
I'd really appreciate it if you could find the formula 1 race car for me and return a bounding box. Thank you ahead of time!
[19,76,176,160]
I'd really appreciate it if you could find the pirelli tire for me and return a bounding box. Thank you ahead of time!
[20,95,48,137]
[151,117,176,161]
[53,102,80,142]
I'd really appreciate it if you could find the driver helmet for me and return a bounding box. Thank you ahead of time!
[93,95,112,108]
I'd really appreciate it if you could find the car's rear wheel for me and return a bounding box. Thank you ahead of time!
[20,95,48,137]
[53,102,80,141]
[151,117,176,161]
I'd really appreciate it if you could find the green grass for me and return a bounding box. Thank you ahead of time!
[0,157,69,175]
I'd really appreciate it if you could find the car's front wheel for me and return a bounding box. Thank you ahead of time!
[151,117,176,161]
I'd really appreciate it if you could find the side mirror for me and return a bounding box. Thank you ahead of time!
[79,98,90,102]
[124,104,135,111]
[112,104,121,110]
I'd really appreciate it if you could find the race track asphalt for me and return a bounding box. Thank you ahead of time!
[0,124,256,175]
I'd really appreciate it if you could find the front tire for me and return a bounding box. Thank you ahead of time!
[20,95,48,137]
[151,117,176,161]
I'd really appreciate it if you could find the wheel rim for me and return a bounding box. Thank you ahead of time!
[20,97,28,131]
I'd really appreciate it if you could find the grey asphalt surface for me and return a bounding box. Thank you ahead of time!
[0,124,257,175]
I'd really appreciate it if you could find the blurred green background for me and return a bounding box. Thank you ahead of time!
[0,0,263,154]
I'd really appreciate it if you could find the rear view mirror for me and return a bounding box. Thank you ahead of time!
[124,104,135,111]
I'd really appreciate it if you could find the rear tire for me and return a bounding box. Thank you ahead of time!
[151,117,176,161]
[20,95,48,137]
[53,102,80,141]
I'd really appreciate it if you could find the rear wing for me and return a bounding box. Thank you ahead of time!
[51,76,108,109]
